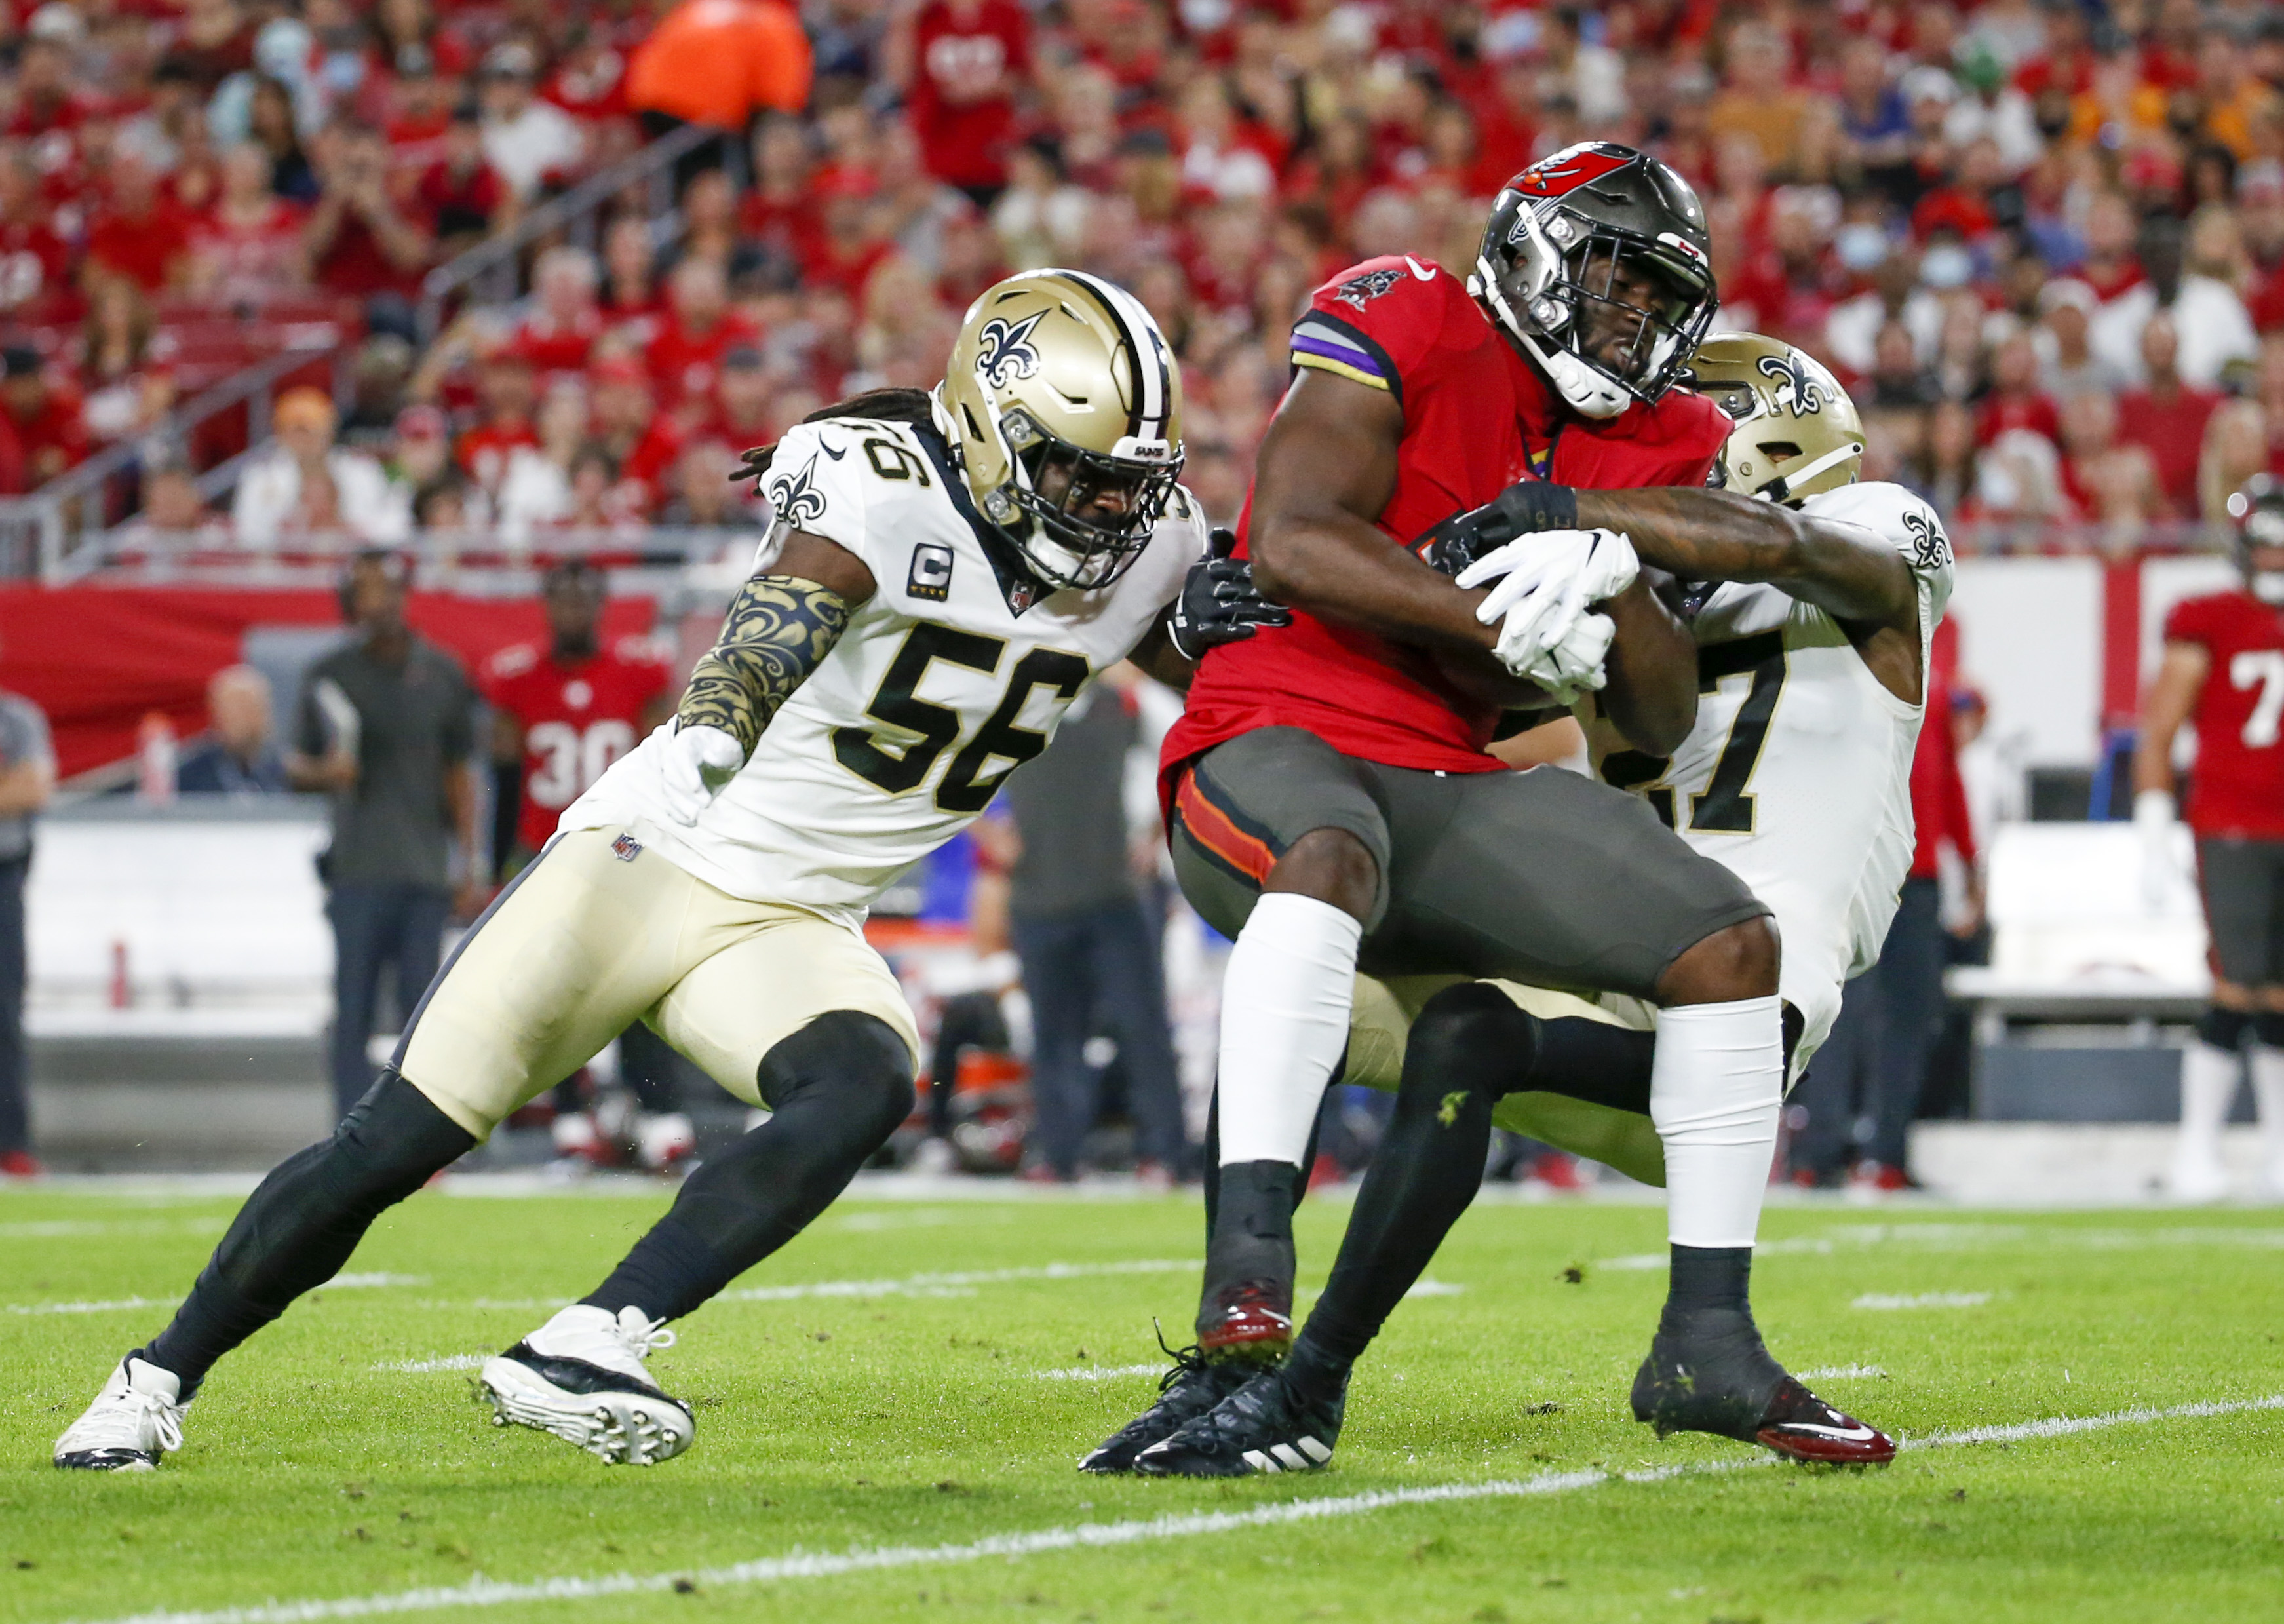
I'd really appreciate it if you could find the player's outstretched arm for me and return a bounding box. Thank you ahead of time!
[663,532,876,822]
[1572,488,1916,630]
[1247,370,1501,653]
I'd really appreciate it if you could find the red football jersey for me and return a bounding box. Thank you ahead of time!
[2166,590,2284,839]
[1163,255,1730,783]
[484,637,674,852]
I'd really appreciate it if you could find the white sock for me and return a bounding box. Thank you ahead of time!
[1651,996,1784,1249]
[1215,892,1363,1167]
[2249,1045,2284,1180]
[2175,1040,2239,1172]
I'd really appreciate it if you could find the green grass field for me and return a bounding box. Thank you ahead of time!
[5,1181,2282,1624]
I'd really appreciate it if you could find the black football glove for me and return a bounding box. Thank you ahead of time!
[1167,527,1293,661]
[1413,480,1580,577]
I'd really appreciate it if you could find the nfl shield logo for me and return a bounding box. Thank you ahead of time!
[612,832,643,862]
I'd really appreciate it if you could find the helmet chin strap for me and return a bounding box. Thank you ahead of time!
[1469,254,1630,421]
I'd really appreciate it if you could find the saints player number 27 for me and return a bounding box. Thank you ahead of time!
[832,624,1090,811]
[2230,649,2284,749]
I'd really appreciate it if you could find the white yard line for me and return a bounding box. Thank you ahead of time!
[7,1275,424,1318]
[0,1218,228,1240]
[372,1355,490,1374]
[62,1394,2284,1624]
[1032,1364,1164,1381]
[1852,1291,1992,1311]
[1796,1364,1887,1380]
[1598,1222,2284,1271]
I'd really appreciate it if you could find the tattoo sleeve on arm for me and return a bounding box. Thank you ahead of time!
[676,575,853,754]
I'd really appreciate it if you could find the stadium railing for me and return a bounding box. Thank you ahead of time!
[0,342,345,583]
[414,121,718,342]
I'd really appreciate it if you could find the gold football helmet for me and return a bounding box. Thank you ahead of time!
[935,269,1184,590]
[1682,332,1863,503]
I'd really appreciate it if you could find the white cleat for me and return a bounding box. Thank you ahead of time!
[480,1305,694,1465]
[54,1357,187,1471]
[2168,1151,2231,1203]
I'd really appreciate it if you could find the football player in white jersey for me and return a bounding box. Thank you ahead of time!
[1134,334,1952,1476]
[53,269,1285,1472]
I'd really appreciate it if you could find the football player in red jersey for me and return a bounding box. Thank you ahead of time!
[484,558,689,1169]
[1096,144,1860,1477]
[2135,474,2284,1202]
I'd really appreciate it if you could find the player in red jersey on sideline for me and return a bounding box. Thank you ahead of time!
[483,557,689,1170]
[2136,474,2284,1202]
[1093,143,1891,1477]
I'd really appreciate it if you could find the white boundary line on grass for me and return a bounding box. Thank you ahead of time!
[8,1275,425,1317]
[65,1393,2284,1624]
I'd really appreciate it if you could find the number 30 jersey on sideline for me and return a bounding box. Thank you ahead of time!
[484,636,673,855]
[1585,480,1955,1077]
[2161,588,2284,840]
[564,416,1205,929]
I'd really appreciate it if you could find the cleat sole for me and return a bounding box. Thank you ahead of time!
[479,1357,694,1466]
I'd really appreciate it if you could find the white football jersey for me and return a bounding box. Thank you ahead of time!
[1587,481,1954,1077]
[565,416,1205,927]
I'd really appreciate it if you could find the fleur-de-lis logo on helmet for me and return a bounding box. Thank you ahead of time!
[1756,351,1822,416]
[975,311,1048,389]
[767,450,829,530]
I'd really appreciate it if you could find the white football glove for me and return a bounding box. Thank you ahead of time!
[658,724,747,826]
[2134,788,2181,915]
[1526,609,1617,705]
[1456,527,1638,684]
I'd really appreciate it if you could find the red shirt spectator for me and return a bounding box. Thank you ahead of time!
[84,156,194,294]
[187,144,308,304]
[0,142,74,319]
[590,358,682,512]
[455,349,541,490]
[906,0,1031,194]
[416,117,509,243]
[2114,313,2222,512]
[306,126,435,300]
[644,257,761,414]
[1975,334,2062,447]
[543,34,631,123]
[1,349,92,488]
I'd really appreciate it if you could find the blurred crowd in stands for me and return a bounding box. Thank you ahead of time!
[0,0,2280,549]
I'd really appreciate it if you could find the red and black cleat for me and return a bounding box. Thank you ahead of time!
[1195,1281,1293,1364]
[1754,1377,1897,1467]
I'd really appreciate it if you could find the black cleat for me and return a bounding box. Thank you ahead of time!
[1631,1309,1893,1466]
[1630,1306,1787,1442]
[1132,1364,1346,1478]
[1080,1336,1254,1474]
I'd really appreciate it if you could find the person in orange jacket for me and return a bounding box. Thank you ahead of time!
[627,0,812,179]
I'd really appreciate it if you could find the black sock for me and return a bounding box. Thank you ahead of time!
[142,1071,474,1398]
[1525,1017,1656,1114]
[587,1012,913,1324]
[1663,1243,1754,1321]
[1198,1161,1299,1336]
[583,1216,742,1323]
[138,1273,281,1399]
[1292,982,1519,1368]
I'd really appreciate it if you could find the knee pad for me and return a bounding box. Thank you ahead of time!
[758,1011,917,1148]
[1401,982,1538,1102]
[2199,1007,2256,1053]
[2255,1011,2284,1051]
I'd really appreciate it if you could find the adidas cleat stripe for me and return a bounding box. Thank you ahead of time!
[1270,1443,1311,1471]
[1241,1449,1281,1473]
[1296,1435,1334,1463]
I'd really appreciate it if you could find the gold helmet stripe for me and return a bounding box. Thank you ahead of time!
[1049,268,1174,444]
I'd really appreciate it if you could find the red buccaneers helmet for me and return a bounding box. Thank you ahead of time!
[1470,142,1719,419]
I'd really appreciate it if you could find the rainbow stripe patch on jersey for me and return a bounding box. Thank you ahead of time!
[1290,315,1393,393]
